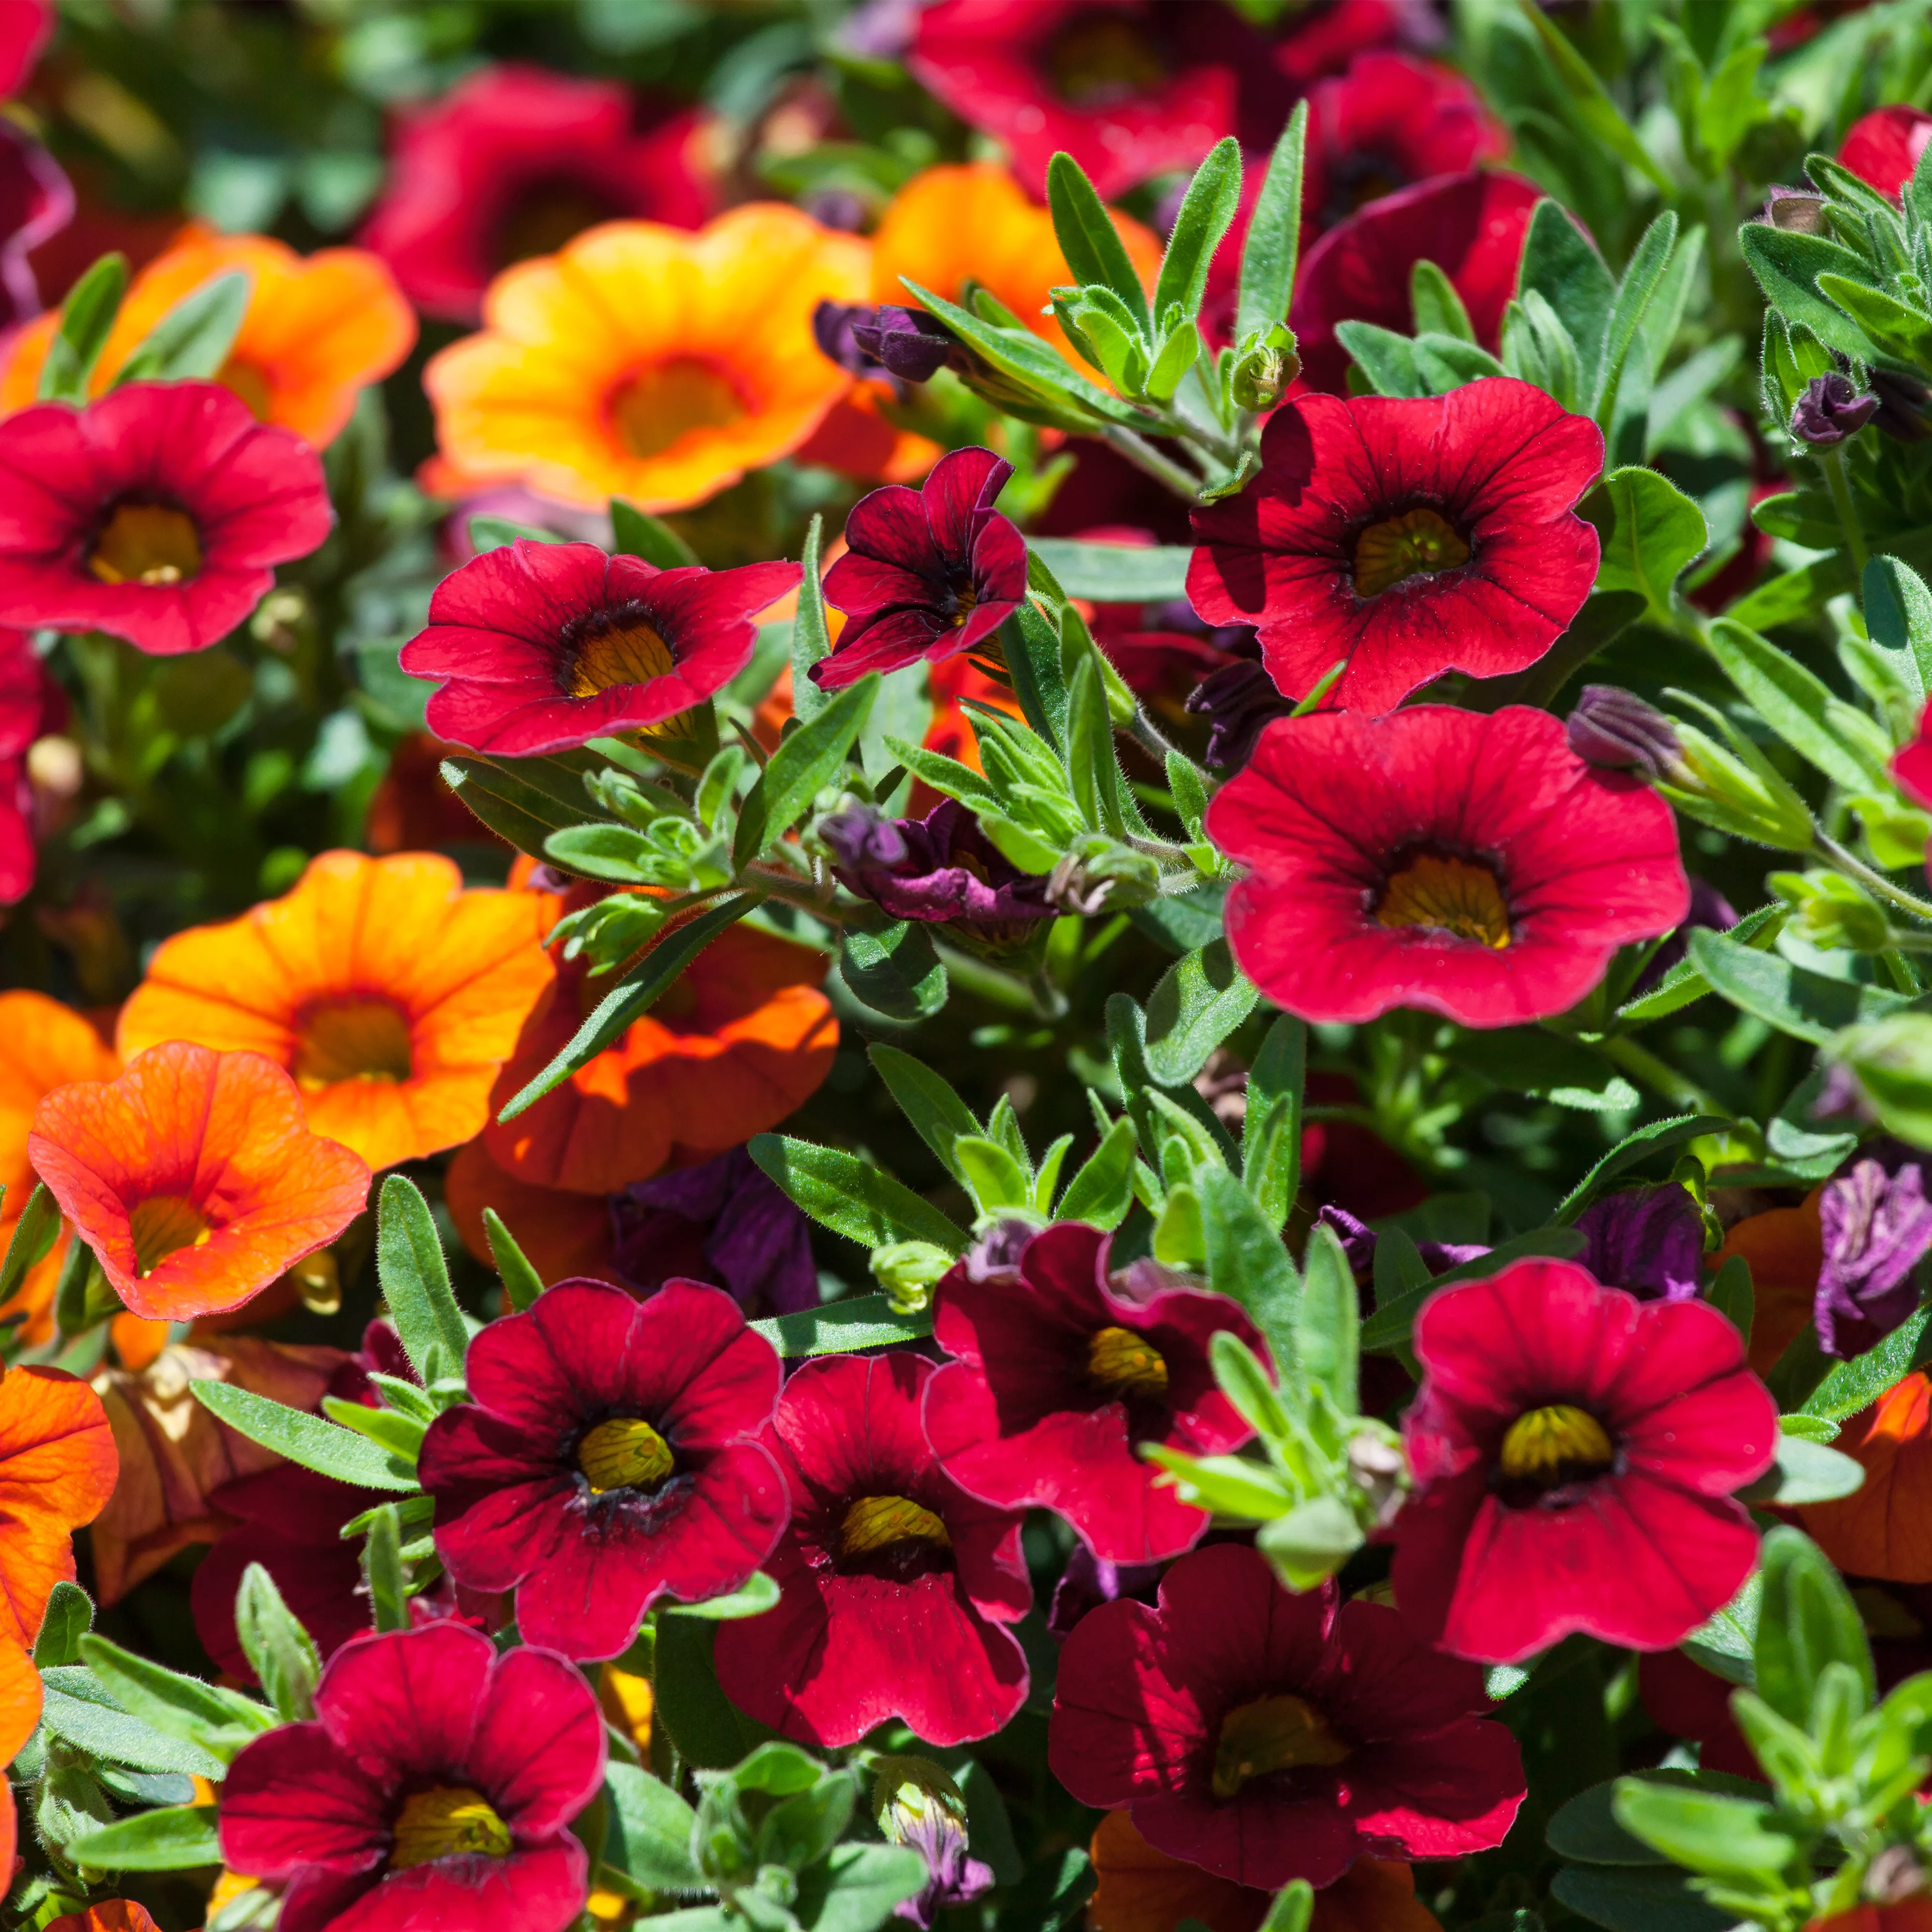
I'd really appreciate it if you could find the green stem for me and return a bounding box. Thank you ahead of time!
[1126,704,1185,767]
[1813,831,1932,923]
[1822,449,1870,580]
[1599,1033,1722,1114]
[1096,425,1206,501]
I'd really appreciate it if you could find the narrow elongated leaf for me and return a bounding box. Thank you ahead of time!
[790,512,831,726]
[1056,1115,1139,1231]
[33,1580,91,1669]
[76,1636,274,1758]
[1753,1524,1875,1726]
[1593,211,1677,422]
[659,1571,781,1621]
[191,1381,419,1491]
[67,1804,223,1872]
[1153,136,1243,329]
[603,1764,703,1893]
[867,1044,979,1179]
[1197,1165,1299,1375]
[480,1208,544,1313]
[375,1174,467,1384]
[653,1616,753,1770]
[748,1134,968,1254]
[1738,223,1884,362]
[1517,197,1615,384]
[1584,467,1707,620]
[1686,928,1905,1044]
[841,922,947,1020]
[1235,103,1307,343]
[1242,1016,1305,1232]
[1025,540,1190,602]
[1552,1113,1733,1221]
[1520,1,1672,191]
[41,1682,227,1779]
[1707,617,1889,791]
[364,1503,410,1634]
[611,499,699,569]
[1046,152,1151,335]
[1803,1303,1932,1422]
[114,270,252,384]
[0,1182,59,1307]
[751,1294,934,1359]
[1299,1223,1357,1413]
[39,253,127,403]
[440,756,604,867]
[1144,940,1259,1086]
[734,673,877,867]
[1863,554,1932,700]
[235,1563,320,1724]
[1616,903,1786,1024]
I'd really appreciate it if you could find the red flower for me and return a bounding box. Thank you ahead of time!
[359,63,713,323]
[219,1621,605,1932]
[1050,1542,1524,1891]
[1392,1258,1777,1664]
[1187,379,1601,714]
[1839,105,1932,199]
[923,1222,1264,1563]
[399,539,799,756]
[1204,706,1688,1028]
[812,446,1026,692]
[417,1279,788,1662]
[1290,170,1544,394]
[0,624,58,904]
[0,383,333,657]
[1894,700,1932,810]
[0,119,71,328]
[1273,0,1420,88]
[712,1352,1031,1747]
[0,0,49,97]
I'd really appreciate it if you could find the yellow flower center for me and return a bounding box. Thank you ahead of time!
[1086,1325,1169,1401]
[1211,1693,1351,1800]
[611,357,747,462]
[1351,507,1470,598]
[841,1493,952,1560]
[1050,15,1165,105]
[565,619,676,698]
[1375,853,1512,949]
[88,502,203,587]
[1499,1405,1615,1487]
[128,1194,211,1277]
[951,585,979,629]
[292,996,414,1089]
[577,1416,675,1495]
[218,357,275,422]
[388,1785,512,1870]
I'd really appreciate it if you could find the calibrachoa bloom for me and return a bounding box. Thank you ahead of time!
[426,205,868,511]
[1204,706,1689,1028]
[1187,379,1603,713]
[1840,105,1932,199]
[1392,1258,1777,1662]
[1798,1371,1932,1583]
[0,1364,115,1659]
[0,625,62,904]
[0,381,334,656]
[219,1621,607,1932]
[419,1279,789,1660]
[398,537,798,754]
[1051,1543,1524,1889]
[821,799,1054,937]
[923,1222,1265,1563]
[812,447,1025,690]
[116,850,554,1173]
[0,0,48,95]
[1717,1189,1825,1378]
[359,63,714,322]
[713,1351,1031,1747]
[28,1041,371,1321]
[46,1905,163,1932]
[1893,700,1932,809]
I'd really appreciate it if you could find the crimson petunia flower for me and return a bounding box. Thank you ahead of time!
[1204,705,1689,1028]
[1187,379,1602,714]
[1893,699,1932,809]
[923,1222,1264,1563]
[811,446,1026,692]
[0,382,333,658]
[1050,1541,1525,1890]
[1392,1258,1778,1664]
[219,1621,606,1932]
[0,119,71,329]
[417,1279,788,1662]
[1273,0,1420,89]
[712,1351,1032,1747]
[359,63,712,324]
[398,538,800,756]
[1839,105,1932,199]
[1290,169,1544,394]
[0,624,58,904]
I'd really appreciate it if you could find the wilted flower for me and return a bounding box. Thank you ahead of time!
[873,1758,994,1927]
[822,800,1053,931]
[1565,686,1693,785]
[1792,373,1880,446]
[1816,1143,1932,1358]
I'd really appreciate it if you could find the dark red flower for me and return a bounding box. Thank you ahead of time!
[712,1352,1031,1747]
[1840,105,1932,199]
[417,1279,788,1662]
[0,0,50,97]
[811,446,1026,692]
[0,120,70,329]
[1893,699,1932,810]
[398,538,799,755]
[1207,705,1688,1028]
[923,1222,1264,1563]
[219,1621,605,1932]
[0,382,333,658]
[1050,1542,1524,1890]
[1272,0,1424,89]
[1393,1258,1777,1664]
[1187,378,1602,713]
[0,624,58,905]
[1290,169,1544,394]
[359,64,713,323]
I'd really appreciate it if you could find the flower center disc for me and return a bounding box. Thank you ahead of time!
[1087,1324,1169,1401]
[1499,1404,1615,1488]
[88,503,203,587]
[1375,853,1512,949]
[841,1493,952,1560]
[128,1194,211,1277]
[611,357,747,461]
[565,618,677,698]
[1351,507,1471,598]
[1211,1692,1351,1800]
[494,180,617,270]
[1049,15,1165,105]
[218,357,275,422]
[577,1415,675,1494]
[292,996,414,1089]
[389,1785,512,1870]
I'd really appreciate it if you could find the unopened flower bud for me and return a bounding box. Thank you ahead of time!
[1769,867,1890,953]
[1792,372,1880,446]
[1762,185,1829,233]
[1565,686,1692,784]
[869,1240,956,1313]
[850,305,967,384]
[1230,324,1300,413]
[812,301,879,378]
[873,1758,994,1929]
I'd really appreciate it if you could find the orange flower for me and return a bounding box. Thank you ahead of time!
[47,1902,163,1932]
[796,381,941,485]
[425,205,868,512]
[28,1043,370,1322]
[0,1363,117,1650]
[0,990,119,1345]
[0,224,415,448]
[1715,1189,1824,1378]
[115,850,554,1173]
[444,1135,619,1287]
[1801,1370,1932,1582]
[871,164,1160,384]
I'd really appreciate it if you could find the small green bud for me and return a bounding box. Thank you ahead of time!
[873,1757,969,1845]
[1768,868,1890,952]
[869,1241,956,1313]
[1230,323,1299,412]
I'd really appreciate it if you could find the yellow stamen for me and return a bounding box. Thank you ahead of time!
[951,586,979,629]
[611,357,747,461]
[128,1195,211,1278]
[565,619,677,698]
[1499,1405,1614,1486]
[1351,507,1470,598]
[577,1416,675,1495]
[1086,1325,1169,1401]
[292,996,414,1088]
[88,503,202,587]
[1211,1693,1351,1800]
[841,1493,951,1559]
[388,1786,512,1870]
[1375,853,1512,949]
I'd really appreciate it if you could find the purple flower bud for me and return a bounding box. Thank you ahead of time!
[828,798,1054,935]
[1185,660,1296,772]
[818,804,909,871]
[1573,1184,1705,1301]
[803,187,869,233]
[1565,685,1691,784]
[1816,1142,1932,1358]
[963,1217,1035,1285]
[850,305,966,383]
[1762,185,1829,233]
[873,1759,995,1928]
[813,300,880,379]
[1313,1204,1488,1279]
[1792,372,1881,446]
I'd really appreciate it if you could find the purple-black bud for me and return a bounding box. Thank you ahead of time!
[1185,660,1295,772]
[812,301,880,378]
[1565,685,1690,784]
[1791,372,1880,447]
[850,305,966,384]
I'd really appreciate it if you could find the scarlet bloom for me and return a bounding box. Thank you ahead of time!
[713,1352,1031,1747]
[1393,1258,1777,1663]
[1893,699,1932,809]
[47,1906,163,1932]
[1291,170,1544,394]
[0,0,49,95]
[1205,706,1689,1028]
[419,1279,788,1660]
[1839,105,1932,199]
[116,850,554,1174]
[1188,380,1602,713]
[28,1042,370,1322]
[1052,1542,1524,1890]
[923,1222,1264,1563]
[0,382,333,656]
[0,626,63,904]
[812,447,1025,690]
[219,1621,606,1932]
[399,538,798,755]
[359,63,714,323]
[0,119,72,331]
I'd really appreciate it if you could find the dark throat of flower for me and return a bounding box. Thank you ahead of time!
[577,1415,676,1496]
[292,995,414,1089]
[87,500,204,588]
[1374,851,1513,949]
[1351,506,1471,599]
[389,1785,512,1869]
[1496,1403,1616,1502]
[610,358,748,461]
[1211,1693,1351,1800]
[837,1492,953,1581]
[561,603,704,740]
[493,178,619,270]
[129,1194,212,1277]
[1048,10,1166,106]
[1086,1324,1169,1402]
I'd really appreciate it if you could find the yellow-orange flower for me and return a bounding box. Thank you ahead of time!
[1714,1189,1823,1379]
[1801,1370,1932,1583]
[0,1364,117,1654]
[871,164,1160,384]
[47,1901,164,1932]
[115,850,554,1173]
[0,225,415,448]
[426,204,868,512]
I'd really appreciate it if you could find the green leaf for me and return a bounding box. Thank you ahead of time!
[1056,1115,1139,1232]
[1706,616,1889,792]
[866,1044,979,1180]
[840,923,947,1021]
[603,1764,703,1893]
[748,1134,968,1254]
[33,1580,91,1669]
[1820,269,1932,365]
[467,515,560,554]
[114,270,252,385]
[77,1635,274,1758]
[235,1562,320,1723]
[1583,467,1708,621]
[375,1173,468,1385]
[1066,655,1129,838]
[611,498,700,569]
[735,674,878,868]
[1863,555,1932,700]
[1299,1222,1358,1413]
[1333,321,1424,397]
[0,1182,59,1308]
[1242,1016,1305,1233]
[41,1679,227,1780]
[67,1803,222,1872]
[1154,137,1243,330]
[1609,1781,1797,1880]
[1517,197,1615,384]
[480,1208,544,1313]
[1593,211,1677,423]
[1025,540,1191,603]
[321,1396,426,1463]
[1236,103,1308,344]
[1548,1861,1740,1932]
[1144,939,1259,1087]
[1410,259,1476,343]
[882,738,1001,813]
[953,1134,1033,1213]
[1258,1883,1315,1932]
[1739,1432,1864,1506]
[796,1841,930,1932]
[1738,222,1884,363]
[1803,1303,1932,1423]
[1552,1114,1733,1221]
[1361,1227,1587,1352]
[1046,152,1152,336]
[440,756,607,868]
[1520,0,1673,192]
[660,1571,781,1621]
[751,1294,934,1359]
[653,1616,753,1770]
[790,512,832,726]
[364,1502,410,1634]
[1616,903,1787,1024]
[1196,1164,1300,1376]
[191,1381,419,1491]
[1753,1523,1875,1727]
[38,253,127,403]
[1686,927,1905,1045]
